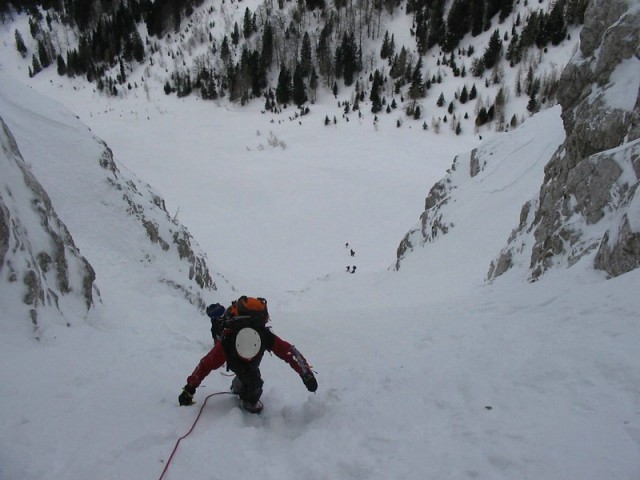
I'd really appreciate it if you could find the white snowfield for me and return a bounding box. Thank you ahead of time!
[1,61,639,480]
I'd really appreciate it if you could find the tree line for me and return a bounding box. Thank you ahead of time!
[5,0,588,108]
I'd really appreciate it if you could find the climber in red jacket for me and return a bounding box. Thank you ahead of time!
[178,296,317,414]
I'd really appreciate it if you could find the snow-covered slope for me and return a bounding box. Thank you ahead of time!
[1,114,95,338]
[0,73,233,478]
[0,73,639,480]
[396,105,565,285]
[1,2,639,478]
[0,73,226,336]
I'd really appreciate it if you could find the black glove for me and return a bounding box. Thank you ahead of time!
[178,384,196,406]
[301,372,318,392]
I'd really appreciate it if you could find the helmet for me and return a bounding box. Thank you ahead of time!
[206,303,226,320]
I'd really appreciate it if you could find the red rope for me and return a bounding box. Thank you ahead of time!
[158,391,232,480]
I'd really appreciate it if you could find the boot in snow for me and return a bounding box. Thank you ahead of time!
[240,399,263,414]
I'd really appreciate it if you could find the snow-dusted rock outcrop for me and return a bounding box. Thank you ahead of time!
[1,117,96,337]
[397,0,639,282]
[489,0,640,280]
[0,75,218,337]
[395,107,565,275]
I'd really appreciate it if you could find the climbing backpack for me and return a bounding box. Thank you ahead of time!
[225,296,269,361]
[208,296,269,333]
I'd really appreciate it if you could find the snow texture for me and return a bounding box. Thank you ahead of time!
[0,3,639,479]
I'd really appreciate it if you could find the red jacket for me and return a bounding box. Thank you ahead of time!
[187,329,309,388]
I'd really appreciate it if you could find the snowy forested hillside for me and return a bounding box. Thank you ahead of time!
[1,0,585,136]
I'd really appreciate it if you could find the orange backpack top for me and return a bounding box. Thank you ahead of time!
[210,296,270,341]
[228,296,269,321]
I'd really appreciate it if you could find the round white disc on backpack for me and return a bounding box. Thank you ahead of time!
[235,328,262,360]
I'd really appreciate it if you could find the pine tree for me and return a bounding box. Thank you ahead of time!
[408,57,425,100]
[119,57,126,84]
[380,31,391,59]
[130,30,145,63]
[436,92,445,107]
[499,0,515,23]
[505,32,521,65]
[276,64,292,104]
[460,85,469,104]
[37,39,50,68]
[547,0,568,45]
[337,32,359,86]
[415,6,428,54]
[445,0,471,52]
[250,49,265,97]
[243,8,253,39]
[525,66,535,96]
[520,11,541,51]
[495,87,505,111]
[220,36,231,62]
[485,0,502,29]
[476,107,488,126]
[231,23,240,46]
[300,32,313,77]
[309,67,319,102]
[389,46,407,79]
[427,0,446,49]
[56,54,67,75]
[261,22,274,69]
[292,63,308,106]
[566,0,589,25]
[469,83,477,100]
[15,30,27,58]
[370,69,383,113]
[483,29,503,70]
[471,0,484,36]
[73,0,93,30]
[316,23,333,79]
[31,54,42,76]
[225,61,239,101]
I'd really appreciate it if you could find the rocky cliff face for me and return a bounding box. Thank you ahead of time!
[1,118,96,338]
[396,0,639,281]
[395,106,566,274]
[488,0,640,281]
[95,142,217,303]
[1,77,219,338]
